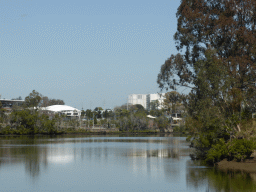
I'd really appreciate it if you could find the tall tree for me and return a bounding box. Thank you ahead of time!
[157,0,256,162]
[24,90,42,109]
[163,91,182,113]
[41,96,65,107]
[157,0,256,130]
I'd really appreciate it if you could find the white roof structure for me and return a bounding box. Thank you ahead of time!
[147,115,156,119]
[44,105,81,112]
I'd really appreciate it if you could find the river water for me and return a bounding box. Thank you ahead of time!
[0,135,255,192]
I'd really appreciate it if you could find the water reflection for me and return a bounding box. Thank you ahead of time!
[186,161,256,192]
[0,136,188,178]
[0,136,256,192]
[125,148,180,158]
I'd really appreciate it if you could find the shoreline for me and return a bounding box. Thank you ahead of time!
[217,154,256,173]
[0,130,185,136]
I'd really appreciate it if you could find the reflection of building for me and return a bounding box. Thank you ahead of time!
[128,93,166,110]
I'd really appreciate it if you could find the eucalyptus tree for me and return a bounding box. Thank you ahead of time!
[157,0,256,161]
[24,90,42,109]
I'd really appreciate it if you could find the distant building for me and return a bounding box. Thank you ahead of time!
[128,94,147,109]
[0,99,25,108]
[128,93,166,110]
[146,93,165,110]
[40,105,81,119]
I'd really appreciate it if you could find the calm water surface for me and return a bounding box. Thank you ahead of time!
[0,135,255,192]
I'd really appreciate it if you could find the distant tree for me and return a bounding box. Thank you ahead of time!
[12,96,22,100]
[163,91,182,113]
[48,99,65,106]
[150,100,160,111]
[41,96,65,107]
[0,101,5,123]
[103,110,109,118]
[94,107,103,111]
[149,109,163,117]
[85,109,93,119]
[155,116,169,131]
[41,96,49,107]
[24,90,42,109]
[81,110,85,117]
[133,104,145,111]
[94,107,103,118]
[94,115,97,125]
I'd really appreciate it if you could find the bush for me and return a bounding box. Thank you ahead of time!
[205,139,228,165]
[228,139,255,162]
[205,138,255,165]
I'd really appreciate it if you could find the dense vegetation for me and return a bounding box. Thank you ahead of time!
[0,90,65,135]
[0,90,181,135]
[157,0,256,165]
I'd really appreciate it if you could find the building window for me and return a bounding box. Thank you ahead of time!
[67,113,71,116]
[137,95,142,99]
[74,113,78,116]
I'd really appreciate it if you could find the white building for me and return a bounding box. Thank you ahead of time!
[128,94,147,109]
[128,93,166,110]
[146,93,165,110]
[40,105,81,119]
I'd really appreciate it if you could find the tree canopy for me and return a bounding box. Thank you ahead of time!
[157,0,256,164]
[24,90,42,109]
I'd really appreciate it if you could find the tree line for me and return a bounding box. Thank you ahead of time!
[0,90,183,135]
[0,90,66,135]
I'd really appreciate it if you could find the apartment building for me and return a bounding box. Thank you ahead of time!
[128,93,166,110]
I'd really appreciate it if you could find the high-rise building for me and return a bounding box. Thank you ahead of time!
[128,93,166,110]
[128,94,147,109]
[146,93,165,110]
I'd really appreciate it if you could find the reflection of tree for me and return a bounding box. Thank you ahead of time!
[186,163,256,192]
[25,146,40,178]
[0,136,46,178]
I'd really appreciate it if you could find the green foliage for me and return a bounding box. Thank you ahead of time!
[0,108,60,135]
[228,139,255,162]
[157,0,256,165]
[40,114,57,134]
[85,109,93,119]
[149,109,163,117]
[10,109,38,134]
[205,139,228,165]
[94,115,97,125]
[24,90,42,109]
[155,116,169,130]
[205,139,255,165]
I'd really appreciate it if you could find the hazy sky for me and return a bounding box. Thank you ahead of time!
[0,0,182,110]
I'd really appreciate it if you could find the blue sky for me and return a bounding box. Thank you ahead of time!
[0,0,181,110]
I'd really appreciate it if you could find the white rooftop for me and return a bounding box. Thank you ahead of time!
[147,115,156,119]
[44,105,81,112]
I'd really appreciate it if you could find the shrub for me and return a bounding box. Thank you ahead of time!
[205,139,228,165]
[205,138,255,165]
[228,139,255,161]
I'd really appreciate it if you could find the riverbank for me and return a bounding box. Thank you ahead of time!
[217,152,256,173]
[0,127,182,136]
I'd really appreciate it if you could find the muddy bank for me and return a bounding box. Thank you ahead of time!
[217,155,256,173]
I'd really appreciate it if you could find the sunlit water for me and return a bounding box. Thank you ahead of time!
[0,135,255,192]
